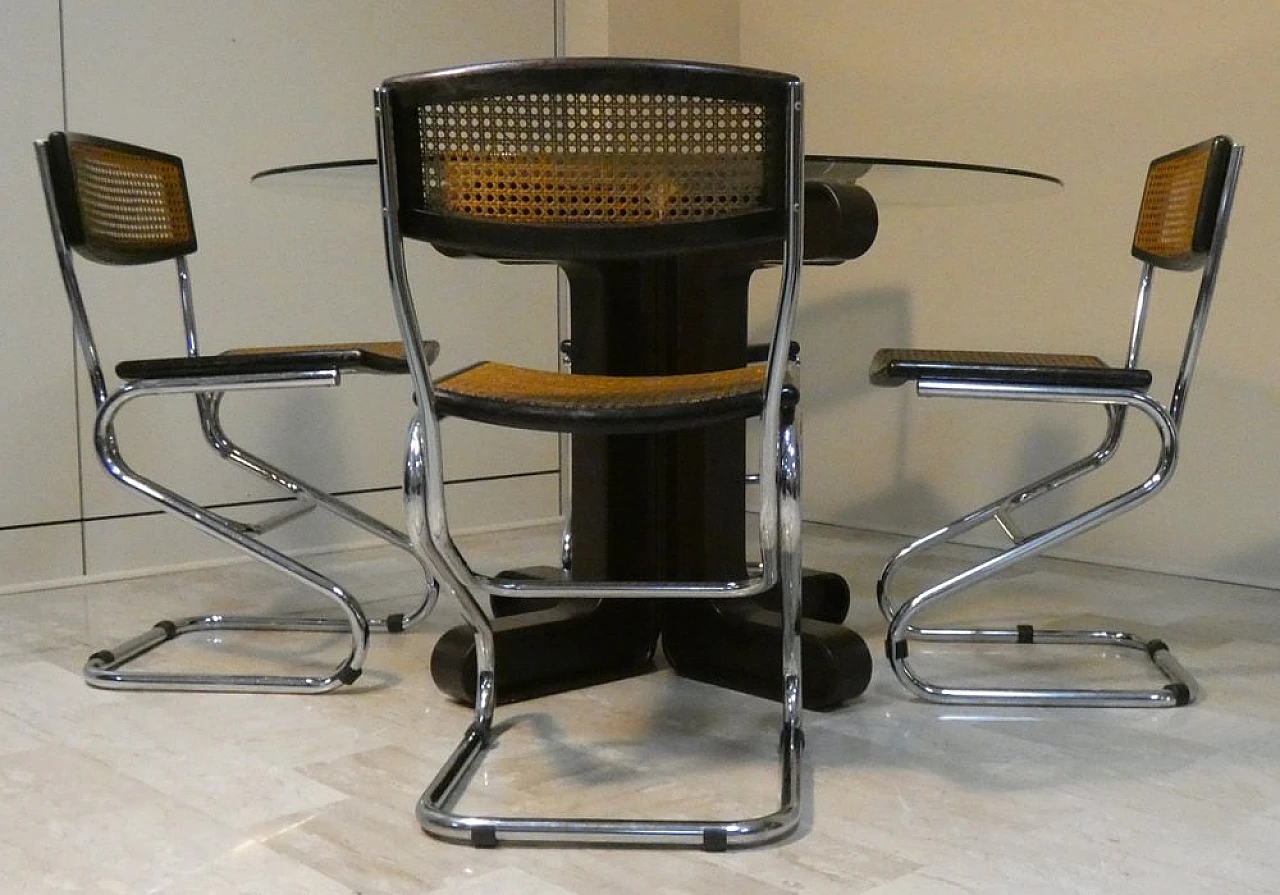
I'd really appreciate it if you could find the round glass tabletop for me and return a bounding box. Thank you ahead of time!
[804,155,1062,205]
[251,156,1063,206]
[251,158,380,203]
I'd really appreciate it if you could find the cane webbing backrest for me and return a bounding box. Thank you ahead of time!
[48,132,197,266]
[1131,136,1232,271]
[426,96,768,225]
[381,58,796,258]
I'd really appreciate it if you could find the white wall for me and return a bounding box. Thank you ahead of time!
[0,3,82,584]
[740,1,1280,586]
[607,0,739,63]
[0,1,561,590]
[562,0,738,60]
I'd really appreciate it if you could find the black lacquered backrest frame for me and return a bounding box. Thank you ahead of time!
[377,57,799,259]
[1131,135,1233,271]
[43,131,197,266]
[37,132,205,409]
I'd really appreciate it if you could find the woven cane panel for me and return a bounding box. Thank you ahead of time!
[69,142,193,251]
[1133,145,1211,261]
[417,93,770,223]
[875,349,1108,369]
[223,341,405,359]
[438,361,765,411]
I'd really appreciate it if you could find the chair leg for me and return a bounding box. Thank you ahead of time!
[198,392,438,632]
[558,341,573,574]
[83,383,372,694]
[879,394,1197,708]
[775,404,805,816]
[406,417,804,849]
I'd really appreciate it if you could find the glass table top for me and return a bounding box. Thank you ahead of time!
[804,155,1061,205]
[251,156,1062,207]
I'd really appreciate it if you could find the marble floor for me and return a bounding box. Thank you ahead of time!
[2,521,1278,893]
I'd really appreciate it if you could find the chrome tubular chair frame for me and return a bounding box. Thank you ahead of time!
[873,137,1243,708]
[375,58,806,848]
[36,131,439,694]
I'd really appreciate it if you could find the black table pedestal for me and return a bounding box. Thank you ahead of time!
[428,182,880,710]
[430,568,870,711]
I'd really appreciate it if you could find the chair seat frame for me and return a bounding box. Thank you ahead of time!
[875,137,1244,708]
[376,58,808,849]
[878,382,1194,707]
[36,132,438,694]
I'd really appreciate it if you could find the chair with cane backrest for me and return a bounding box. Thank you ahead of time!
[870,135,1243,707]
[376,57,806,848]
[35,130,439,693]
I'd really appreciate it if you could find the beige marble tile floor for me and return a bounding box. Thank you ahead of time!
[1,522,1278,893]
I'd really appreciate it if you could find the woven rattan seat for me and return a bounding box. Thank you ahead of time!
[870,347,1152,389]
[435,361,784,432]
[116,340,439,379]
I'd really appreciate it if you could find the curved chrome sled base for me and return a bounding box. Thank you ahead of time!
[417,718,803,850]
[885,625,1196,708]
[84,613,368,694]
[81,375,438,695]
[879,385,1199,709]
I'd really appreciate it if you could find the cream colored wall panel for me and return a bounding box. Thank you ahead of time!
[741,0,1280,586]
[83,474,559,578]
[563,1,738,63]
[440,473,561,533]
[0,525,84,593]
[606,0,739,63]
[0,2,80,527]
[563,0,610,55]
[61,1,559,520]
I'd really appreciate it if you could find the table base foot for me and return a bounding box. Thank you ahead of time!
[661,602,872,711]
[433,568,868,710]
[757,568,851,624]
[429,599,659,705]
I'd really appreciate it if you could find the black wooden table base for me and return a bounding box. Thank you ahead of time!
[430,568,872,711]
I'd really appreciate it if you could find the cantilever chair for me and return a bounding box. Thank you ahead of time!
[871,136,1243,708]
[35,131,439,693]
[376,58,806,848]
